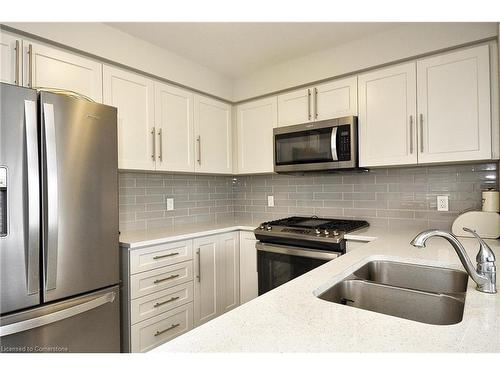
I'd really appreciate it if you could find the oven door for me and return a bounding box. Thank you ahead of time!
[273,117,357,172]
[256,242,340,295]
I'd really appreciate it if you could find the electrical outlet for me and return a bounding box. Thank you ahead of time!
[267,195,274,207]
[166,198,174,211]
[437,195,449,212]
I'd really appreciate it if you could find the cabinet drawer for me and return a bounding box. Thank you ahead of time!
[131,261,193,299]
[131,302,193,353]
[131,281,194,325]
[130,241,193,274]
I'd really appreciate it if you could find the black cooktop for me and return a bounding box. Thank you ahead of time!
[263,216,369,233]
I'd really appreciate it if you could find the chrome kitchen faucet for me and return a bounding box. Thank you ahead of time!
[410,228,497,294]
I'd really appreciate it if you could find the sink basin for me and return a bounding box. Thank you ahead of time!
[317,261,468,325]
[353,260,468,294]
[319,279,465,325]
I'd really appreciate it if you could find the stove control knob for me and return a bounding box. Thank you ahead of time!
[266,225,272,231]
[323,229,330,236]
[333,230,339,236]
[259,224,265,230]
[315,229,321,235]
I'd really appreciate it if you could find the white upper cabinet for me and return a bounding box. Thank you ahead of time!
[0,31,21,85]
[277,88,312,127]
[416,45,491,163]
[23,41,102,102]
[103,65,155,171]
[315,76,358,121]
[277,77,358,127]
[236,97,277,174]
[194,95,232,174]
[154,82,195,172]
[358,62,417,167]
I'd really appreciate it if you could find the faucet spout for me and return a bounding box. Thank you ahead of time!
[410,229,496,294]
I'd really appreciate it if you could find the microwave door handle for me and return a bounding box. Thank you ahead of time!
[331,127,338,161]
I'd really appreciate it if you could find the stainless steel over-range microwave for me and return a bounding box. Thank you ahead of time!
[273,116,358,173]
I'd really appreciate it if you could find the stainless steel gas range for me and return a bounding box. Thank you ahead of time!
[254,216,368,295]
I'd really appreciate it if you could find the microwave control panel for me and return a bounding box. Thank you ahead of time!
[337,125,351,161]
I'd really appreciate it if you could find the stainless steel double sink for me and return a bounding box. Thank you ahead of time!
[318,260,468,325]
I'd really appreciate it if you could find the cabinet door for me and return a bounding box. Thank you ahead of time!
[236,97,277,174]
[417,45,491,163]
[103,65,155,170]
[23,41,102,102]
[0,32,21,85]
[277,87,312,126]
[155,82,195,172]
[193,236,218,326]
[194,95,232,174]
[358,62,417,167]
[239,231,258,305]
[315,76,358,120]
[218,232,240,314]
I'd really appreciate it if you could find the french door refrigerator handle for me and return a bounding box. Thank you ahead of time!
[24,100,40,295]
[0,291,116,337]
[43,103,59,291]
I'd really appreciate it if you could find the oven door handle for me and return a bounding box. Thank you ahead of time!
[256,242,340,261]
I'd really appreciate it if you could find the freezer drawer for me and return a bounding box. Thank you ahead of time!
[0,286,120,353]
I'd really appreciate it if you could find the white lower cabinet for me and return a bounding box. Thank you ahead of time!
[122,231,242,352]
[193,232,240,326]
[131,302,194,353]
[239,231,258,304]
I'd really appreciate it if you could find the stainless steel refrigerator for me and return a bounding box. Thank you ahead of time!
[0,83,120,352]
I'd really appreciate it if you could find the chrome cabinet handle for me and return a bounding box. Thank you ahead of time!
[314,87,318,119]
[154,323,180,337]
[419,114,424,153]
[153,296,180,308]
[153,274,179,284]
[307,89,311,120]
[151,127,156,160]
[196,136,201,165]
[14,40,20,85]
[28,43,33,88]
[409,115,414,154]
[153,252,179,260]
[196,249,201,282]
[158,128,163,161]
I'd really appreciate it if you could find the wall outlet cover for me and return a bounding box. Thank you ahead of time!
[166,198,174,211]
[437,195,449,212]
[267,195,274,207]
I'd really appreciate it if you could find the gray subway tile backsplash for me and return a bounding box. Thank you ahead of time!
[119,162,498,232]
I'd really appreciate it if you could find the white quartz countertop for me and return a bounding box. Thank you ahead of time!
[119,222,256,249]
[151,228,500,353]
[120,221,378,249]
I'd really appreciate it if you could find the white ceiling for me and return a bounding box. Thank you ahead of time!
[106,22,398,78]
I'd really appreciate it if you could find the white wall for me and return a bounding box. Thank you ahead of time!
[233,23,498,101]
[3,22,234,101]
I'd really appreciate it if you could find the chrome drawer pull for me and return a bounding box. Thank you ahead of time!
[153,274,180,284]
[153,296,180,308]
[153,252,179,260]
[154,323,180,337]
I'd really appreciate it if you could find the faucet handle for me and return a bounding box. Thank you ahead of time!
[463,227,496,263]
